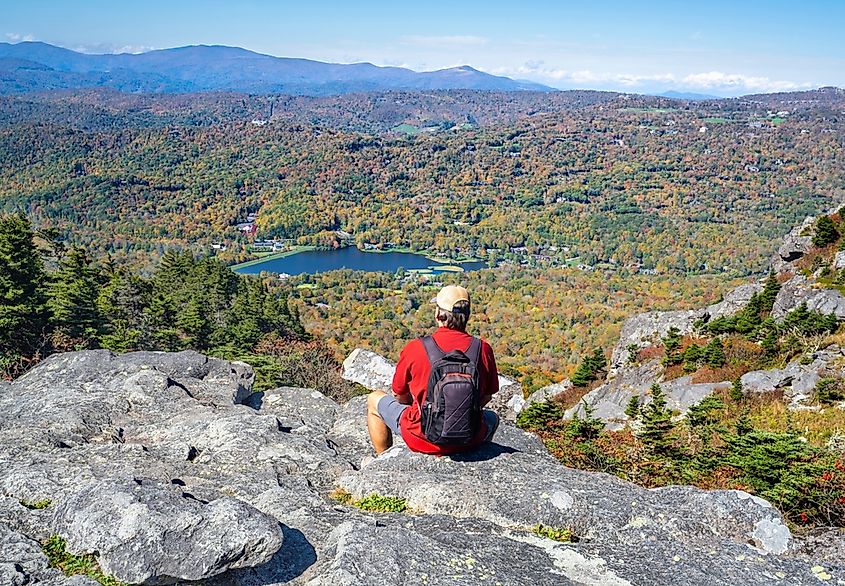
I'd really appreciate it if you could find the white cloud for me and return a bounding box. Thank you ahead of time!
[493,62,815,95]
[680,71,812,93]
[401,35,489,47]
[5,33,35,42]
[71,43,156,55]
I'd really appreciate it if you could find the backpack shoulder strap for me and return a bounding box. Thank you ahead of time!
[466,337,482,365]
[420,335,445,365]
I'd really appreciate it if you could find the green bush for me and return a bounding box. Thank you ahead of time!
[533,524,575,542]
[816,378,845,405]
[353,494,407,513]
[517,401,565,431]
[330,489,407,513]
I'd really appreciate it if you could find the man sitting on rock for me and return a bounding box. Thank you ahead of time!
[367,285,500,455]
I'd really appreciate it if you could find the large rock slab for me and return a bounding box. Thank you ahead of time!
[52,479,284,585]
[609,310,704,372]
[703,283,763,321]
[336,437,841,584]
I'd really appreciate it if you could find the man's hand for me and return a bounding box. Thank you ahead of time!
[394,392,413,405]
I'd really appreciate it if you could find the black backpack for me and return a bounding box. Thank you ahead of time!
[419,335,483,445]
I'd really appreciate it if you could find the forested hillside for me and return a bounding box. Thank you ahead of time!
[1,89,842,274]
[1,88,843,385]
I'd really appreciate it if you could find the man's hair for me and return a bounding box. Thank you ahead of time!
[436,300,470,331]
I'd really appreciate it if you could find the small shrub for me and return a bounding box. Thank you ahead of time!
[42,534,124,586]
[816,378,845,405]
[329,488,354,505]
[517,400,565,431]
[730,378,744,402]
[20,498,51,510]
[330,489,407,513]
[533,524,575,542]
[354,494,407,513]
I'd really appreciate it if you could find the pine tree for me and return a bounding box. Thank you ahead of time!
[703,338,726,368]
[639,383,676,456]
[812,215,840,248]
[570,347,606,387]
[47,247,102,346]
[625,395,641,419]
[759,272,781,313]
[0,214,50,365]
[730,377,744,402]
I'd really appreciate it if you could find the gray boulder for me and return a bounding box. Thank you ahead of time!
[485,374,524,420]
[703,283,763,321]
[52,479,284,585]
[526,379,573,408]
[771,216,814,273]
[771,274,845,319]
[0,523,54,586]
[341,349,395,391]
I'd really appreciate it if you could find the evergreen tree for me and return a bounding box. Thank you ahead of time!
[759,272,781,313]
[0,214,49,365]
[812,215,840,248]
[47,247,102,346]
[625,395,641,419]
[661,327,683,366]
[570,347,607,387]
[730,377,744,402]
[761,327,779,356]
[703,338,726,368]
[639,383,676,456]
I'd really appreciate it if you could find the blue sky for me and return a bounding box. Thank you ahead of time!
[4,0,844,95]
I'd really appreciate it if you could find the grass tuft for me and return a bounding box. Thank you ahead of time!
[41,534,124,586]
[329,489,407,513]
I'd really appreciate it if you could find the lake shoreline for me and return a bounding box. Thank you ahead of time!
[230,243,484,273]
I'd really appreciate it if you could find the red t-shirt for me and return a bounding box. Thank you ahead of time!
[391,327,499,455]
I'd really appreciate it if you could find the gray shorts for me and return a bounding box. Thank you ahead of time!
[377,395,500,442]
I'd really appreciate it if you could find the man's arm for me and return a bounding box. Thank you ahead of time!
[391,343,415,405]
[479,341,499,407]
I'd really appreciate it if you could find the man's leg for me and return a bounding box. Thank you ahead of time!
[367,391,392,454]
[482,409,500,443]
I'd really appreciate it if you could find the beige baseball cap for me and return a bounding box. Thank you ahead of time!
[430,285,471,313]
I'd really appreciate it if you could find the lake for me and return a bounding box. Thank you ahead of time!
[233,246,487,276]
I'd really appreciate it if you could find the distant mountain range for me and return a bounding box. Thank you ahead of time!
[0,42,554,95]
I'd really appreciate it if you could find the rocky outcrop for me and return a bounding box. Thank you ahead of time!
[566,360,730,427]
[771,215,815,274]
[704,282,763,321]
[609,309,704,372]
[772,274,845,319]
[526,379,573,408]
[2,350,844,585]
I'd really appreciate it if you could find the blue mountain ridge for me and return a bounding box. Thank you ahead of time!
[0,42,555,95]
